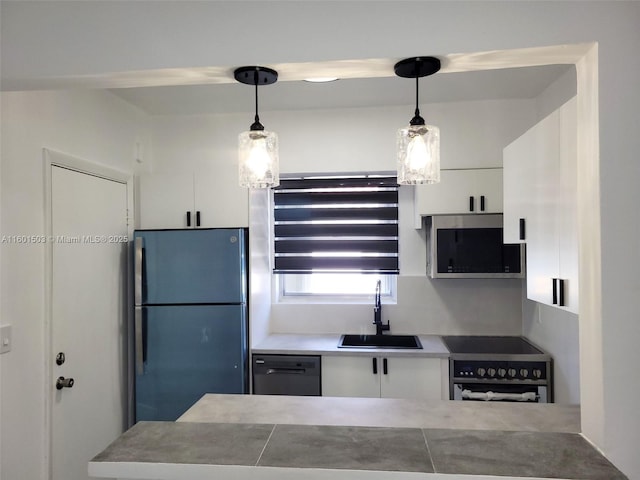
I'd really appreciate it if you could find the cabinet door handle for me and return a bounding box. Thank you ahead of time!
[372,357,378,374]
[196,211,201,227]
[480,195,485,212]
[383,358,388,375]
[519,218,526,241]
[558,279,566,307]
[552,278,558,305]
[186,211,192,227]
[469,196,475,212]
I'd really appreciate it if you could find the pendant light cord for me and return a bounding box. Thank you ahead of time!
[254,70,260,123]
[414,75,420,118]
[249,68,264,131]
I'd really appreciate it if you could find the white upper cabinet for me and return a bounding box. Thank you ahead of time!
[414,168,503,228]
[138,172,249,229]
[503,128,538,244]
[503,97,578,313]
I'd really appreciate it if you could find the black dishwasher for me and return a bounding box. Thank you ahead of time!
[252,354,321,396]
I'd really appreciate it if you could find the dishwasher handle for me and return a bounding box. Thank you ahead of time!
[266,368,306,375]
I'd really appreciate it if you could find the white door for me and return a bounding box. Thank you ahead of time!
[51,166,129,480]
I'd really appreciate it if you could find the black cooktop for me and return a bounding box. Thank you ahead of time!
[441,336,544,355]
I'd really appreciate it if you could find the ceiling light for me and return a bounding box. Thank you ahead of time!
[394,56,441,185]
[234,66,279,189]
[304,77,339,83]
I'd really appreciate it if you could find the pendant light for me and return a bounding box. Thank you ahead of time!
[394,56,441,185]
[234,66,279,188]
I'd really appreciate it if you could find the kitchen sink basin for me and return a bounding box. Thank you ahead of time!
[338,334,423,349]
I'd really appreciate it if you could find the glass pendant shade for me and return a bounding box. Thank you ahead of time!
[238,130,279,188]
[397,123,440,184]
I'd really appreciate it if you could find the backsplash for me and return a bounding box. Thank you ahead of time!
[269,275,523,336]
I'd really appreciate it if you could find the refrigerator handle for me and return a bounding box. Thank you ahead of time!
[134,236,144,305]
[134,306,145,375]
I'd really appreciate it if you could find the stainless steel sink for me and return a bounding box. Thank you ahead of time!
[338,334,423,349]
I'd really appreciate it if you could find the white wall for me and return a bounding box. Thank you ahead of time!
[2,2,640,478]
[0,89,150,480]
[523,300,580,404]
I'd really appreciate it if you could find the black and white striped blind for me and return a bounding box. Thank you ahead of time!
[273,176,399,274]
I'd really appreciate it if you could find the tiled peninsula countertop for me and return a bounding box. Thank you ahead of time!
[251,333,450,357]
[89,394,627,480]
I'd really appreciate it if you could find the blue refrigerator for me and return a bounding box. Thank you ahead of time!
[133,228,248,422]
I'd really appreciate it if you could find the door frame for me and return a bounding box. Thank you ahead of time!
[42,148,134,480]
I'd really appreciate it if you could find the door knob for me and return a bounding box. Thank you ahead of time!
[56,376,74,390]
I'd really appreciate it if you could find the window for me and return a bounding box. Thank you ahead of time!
[272,174,399,300]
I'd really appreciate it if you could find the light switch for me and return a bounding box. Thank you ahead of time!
[0,325,12,354]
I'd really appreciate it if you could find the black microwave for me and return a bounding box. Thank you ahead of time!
[425,214,525,279]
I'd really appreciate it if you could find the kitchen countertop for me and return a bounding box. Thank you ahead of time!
[252,333,450,357]
[89,394,627,480]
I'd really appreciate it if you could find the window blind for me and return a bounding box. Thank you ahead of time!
[273,176,399,274]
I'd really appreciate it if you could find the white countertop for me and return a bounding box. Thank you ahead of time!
[178,393,580,433]
[252,333,450,357]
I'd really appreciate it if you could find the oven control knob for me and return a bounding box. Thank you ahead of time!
[497,368,507,378]
[533,369,542,379]
[507,368,517,378]
[476,367,486,377]
[520,368,529,378]
[487,368,496,377]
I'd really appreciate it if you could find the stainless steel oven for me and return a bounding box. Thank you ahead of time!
[442,336,553,403]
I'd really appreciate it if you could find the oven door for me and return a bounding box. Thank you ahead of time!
[453,383,548,403]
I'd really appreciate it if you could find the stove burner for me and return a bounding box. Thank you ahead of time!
[442,335,544,355]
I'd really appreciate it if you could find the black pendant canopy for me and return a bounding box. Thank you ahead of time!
[234,66,278,86]
[394,56,441,79]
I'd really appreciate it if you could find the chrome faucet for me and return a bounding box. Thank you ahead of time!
[373,279,390,335]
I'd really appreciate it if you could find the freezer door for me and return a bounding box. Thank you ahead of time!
[135,229,246,305]
[135,305,247,422]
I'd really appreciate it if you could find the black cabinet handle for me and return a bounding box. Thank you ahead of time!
[372,357,377,375]
[552,278,566,307]
[469,196,475,212]
[196,211,201,227]
[480,195,485,212]
[383,358,388,375]
[519,218,526,241]
[186,211,192,227]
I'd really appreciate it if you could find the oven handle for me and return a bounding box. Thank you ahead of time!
[461,389,538,402]
[453,383,547,402]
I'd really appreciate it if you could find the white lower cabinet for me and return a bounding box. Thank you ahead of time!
[321,355,444,400]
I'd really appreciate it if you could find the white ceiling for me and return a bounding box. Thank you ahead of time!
[109,64,574,116]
